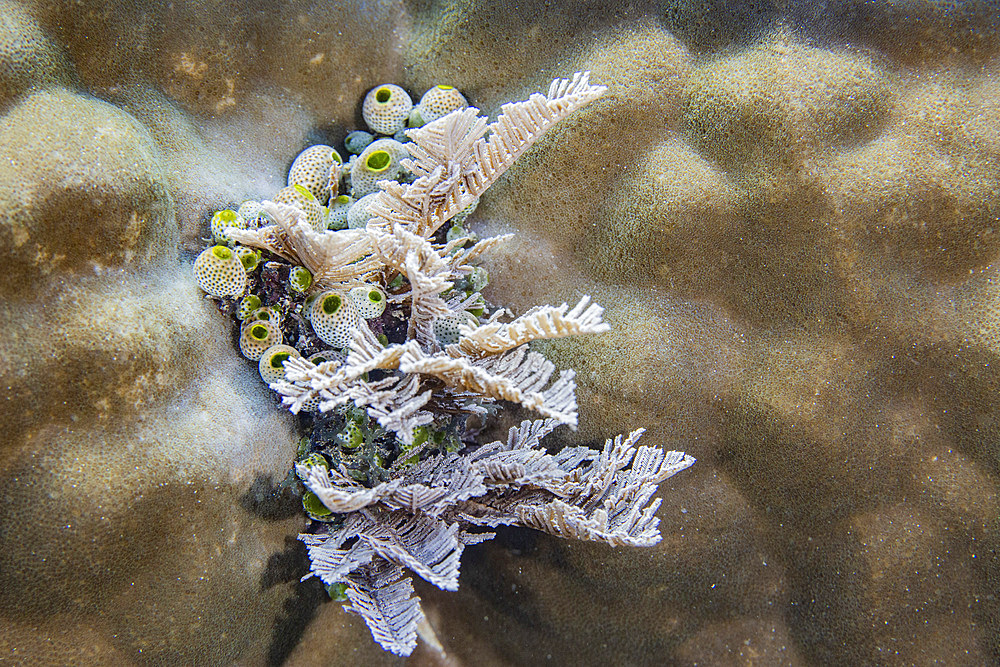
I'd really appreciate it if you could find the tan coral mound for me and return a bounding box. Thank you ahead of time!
[0,89,174,293]
[2,0,1000,665]
[0,0,72,105]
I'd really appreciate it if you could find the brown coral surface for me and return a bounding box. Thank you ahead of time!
[2,0,999,665]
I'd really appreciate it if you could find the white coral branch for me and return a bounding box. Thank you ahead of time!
[398,345,579,426]
[230,201,381,286]
[465,71,607,201]
[516,498,663,547]
[344,559,424,657]
[447,233,514,275]
[279,73,698,661]
[300,463,404,513]
[366,72,607,239]
[363,375,435,445]
[360,511,465,591]
[452,295,610,357]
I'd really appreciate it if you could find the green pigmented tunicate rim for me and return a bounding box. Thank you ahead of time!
[366,150,391,172]
[250,324,269,340]
[330,148,343,165]
[327,582,348,601]
[302,491,332,517]
[411,426,429,449]
[238,249,259,271]
[345,423,363,448]
[375,87,392,104]
[293,184,316,201]
[301,452,329,471]
[291,267,313,291]
[239,295,261,318]
[211,245,232,260]
[214,209,239,223]
[334,195,352,207]
[437,85,454,90]
[368,289,383,303]
[321,294,342,315]
[269,352,291,369]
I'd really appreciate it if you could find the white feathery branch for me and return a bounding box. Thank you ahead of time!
[403,252,452,346]
[344,559,424,657]
[364,375,435,445]
[366,72,607,239]
[399,345,579,426]
[229,201,381,286]
[370,225,449,277]
[272,72,700,659]
[405,107,487,181]
[515,497,664,547]
[446,233,514,275]
[452,295,610,357]
[360,511,464,591]
[299,463,404,514]
[369,226,455,346]
[225,200,303,263]
[465,71,607,200]
[275,330,411,413]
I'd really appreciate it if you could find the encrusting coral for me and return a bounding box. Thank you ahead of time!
[5,2,1000,664]
[193,72,695,656]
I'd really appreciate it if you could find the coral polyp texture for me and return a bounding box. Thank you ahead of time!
[3,1,1000,665]
[192,73,694,656]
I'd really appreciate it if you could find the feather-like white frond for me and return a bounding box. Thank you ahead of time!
[361,511,465,591]
[516,498,663,547]
[452,295,610,357]
[466,71,607,200]
[363,375,435,445]
[344,559,424,657]
[300,463,403,513]
[280,73,698,660]
[403,252,453,346]
[405,107,488,181]
[398,345,579,426]
[447,233,514,275]
[230,202,381,286]
[305,532,377,585]
[366,71,607,238]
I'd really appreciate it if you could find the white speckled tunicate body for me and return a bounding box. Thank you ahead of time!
[417,85,468,123]
[310,291,360,348]
[209,209,245,246]
[288,145,341,204]
[236,200,269,229]
[194,245,247,297]
[433,311,479,346]
[273,184,326,231]
[350,138,409,198]
[346,192,380,229]
[239,320,283,360]
[258,344,301,385]
[349,284,387,319]
[362,83,412,135]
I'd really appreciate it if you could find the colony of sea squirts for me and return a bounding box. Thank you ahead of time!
[2,0,1000,665]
